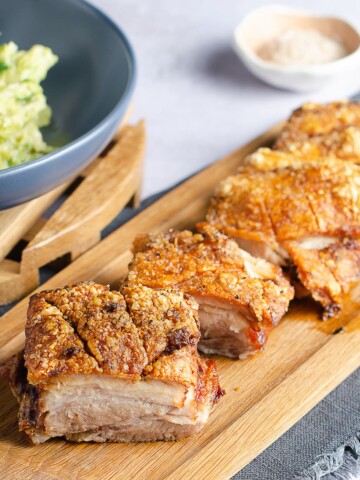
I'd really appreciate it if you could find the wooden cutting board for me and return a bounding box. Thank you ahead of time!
[1,123,360,480]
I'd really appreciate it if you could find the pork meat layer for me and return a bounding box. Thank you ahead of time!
[0,282,223,445]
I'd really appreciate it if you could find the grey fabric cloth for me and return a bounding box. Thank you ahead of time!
[233,368,360,480]
[1,191,359,479]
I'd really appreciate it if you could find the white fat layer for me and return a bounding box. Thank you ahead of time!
[165,387,200,424]
[236,235,339,262]
[44,375,185,408]
[235,237,289,267]
[194,296,258,359]
[296,236,338,250]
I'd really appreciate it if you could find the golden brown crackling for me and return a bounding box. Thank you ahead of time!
[302,162,360,236]
[275,126,360,163]
[131,222,283,285]
[122,283,200,363]
[26,293,101,387]
[206,170,277,245]
[285,239,360,318]
[275,101,360,142]
[144,345,199,388]
[285,241,341,311]
[25,282,147,386]
[128,223,294,327]
[24,282,205,390]
[208,164,317,242]
[274,102,360,163]
[25,282,207,385]
[245,149,360,237]
[181,271,291,326]
[208,156,360,242]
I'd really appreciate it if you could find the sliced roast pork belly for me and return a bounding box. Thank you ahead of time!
[126,223,294,359]
[274,101,360,163]
[207,152,360,318]
[285,239,360,317]
[0,281,223,444]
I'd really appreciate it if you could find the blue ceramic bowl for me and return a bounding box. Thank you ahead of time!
[0,0,136,209]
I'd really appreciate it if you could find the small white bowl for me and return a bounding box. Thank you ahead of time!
[233,5,360,92]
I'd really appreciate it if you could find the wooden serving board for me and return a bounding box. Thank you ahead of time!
[1,123,360,480]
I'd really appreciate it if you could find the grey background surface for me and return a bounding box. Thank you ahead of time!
[90,0,360,199]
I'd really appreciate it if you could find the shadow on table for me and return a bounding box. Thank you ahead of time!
[199,44,276,92]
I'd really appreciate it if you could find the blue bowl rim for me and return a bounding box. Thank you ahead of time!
[0,0,137,178]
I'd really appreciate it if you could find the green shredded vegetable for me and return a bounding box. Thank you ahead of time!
[0,42,58,170]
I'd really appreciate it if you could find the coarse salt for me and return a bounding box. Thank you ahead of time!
[258,29,348,66]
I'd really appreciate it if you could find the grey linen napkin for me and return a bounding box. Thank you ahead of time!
[233,368,360,480]
[1,189,359,479]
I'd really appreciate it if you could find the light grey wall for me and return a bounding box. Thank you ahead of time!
[90,0,360,198]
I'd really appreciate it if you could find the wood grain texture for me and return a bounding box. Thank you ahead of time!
[0,184,72,305]
[1,121,359,480]
[0,120,144,306]
[22,121,145,270]
[0,184,70,262]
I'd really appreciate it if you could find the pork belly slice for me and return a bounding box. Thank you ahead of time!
[274,101,360,163]
[285,238,360,318]
[275,126,360,163]
[126,223,294,359]
[207,154,360,317]
[0,282,223,445]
